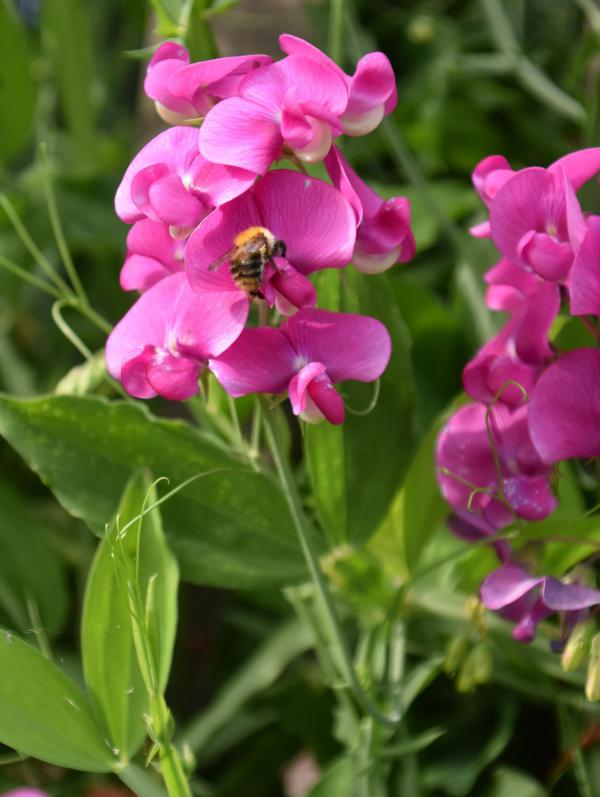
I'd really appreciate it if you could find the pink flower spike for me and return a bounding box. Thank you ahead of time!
[325,146,414,273]
[106,272,248,400]
[210,308,390,424]
[529,348,600,462]
[279,34,396,136]
[120,219,185,293]
[570,215,600,316]
[186,170,355,310]
[115,127,255,225]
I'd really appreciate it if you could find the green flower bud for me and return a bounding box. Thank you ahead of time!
[562,620,595,672]
[585,633,600,702]
[444,634,470,676]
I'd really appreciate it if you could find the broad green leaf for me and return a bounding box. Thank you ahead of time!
[0,630,113,771]
[118,763,168,797]
[305,270,415,545]
[0,481,67,635]
[0,394,305,588]
[0,0,36,164]
[82,470,178,760]
[42,0,97,167]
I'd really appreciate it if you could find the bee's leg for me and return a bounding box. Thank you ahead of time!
[274,240,287,259]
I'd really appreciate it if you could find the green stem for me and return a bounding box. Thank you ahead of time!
[0,194,73,297]
[72,299,113,335]
[0,253,62,299]
[328,0,345,63]
[261,400,400,729]
[39,145,88,302]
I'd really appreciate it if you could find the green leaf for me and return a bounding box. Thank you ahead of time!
[305,270,415,546]
[117,763,169,797]
[0,482,67,636]
[307,757,353,796]
[0,0,36,164]
[0,630,114,771]
[55,351,107,396]
[485,766,546,797]
[82,470,178,760]
[0,394,305,588]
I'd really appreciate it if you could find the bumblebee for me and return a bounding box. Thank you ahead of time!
[209,226,287,300]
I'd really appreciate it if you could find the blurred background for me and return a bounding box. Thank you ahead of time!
[1,0,600,794]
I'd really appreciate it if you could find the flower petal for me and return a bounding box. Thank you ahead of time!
[146,351,201,401]
[480,565,542,610]
[550,147,600,190]
[570,215,600,316]
[282,308,391,383]
[120,254,174,293]
[199,97,282,174]
[529,348,600,462]
[344,51,396,117]
[148,173,208,227]
[541,578,600,611]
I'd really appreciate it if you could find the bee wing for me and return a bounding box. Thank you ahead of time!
[208,248,235,272]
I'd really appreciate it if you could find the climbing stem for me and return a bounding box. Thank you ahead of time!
[260,399,400,729]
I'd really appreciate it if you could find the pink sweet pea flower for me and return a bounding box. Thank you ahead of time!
[484,258,541,313]
[186,169,355,315]
[489,166,586,282]
[120,219,185,293]
[481,564,600,645]
[325,146,414,273]
[144,41,273,125]
[106,272,248,400]
[115,127,256,230]
[210,308,391,425]
[569,214,600,316]
[199,56,348,175]
[1,791,50,797]
[463,281,559,406]
[529,348,600,463]
[436,402,557,531]
[279,34,397,136]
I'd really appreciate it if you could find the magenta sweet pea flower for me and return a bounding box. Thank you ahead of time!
[481,564,600,644]
[325,146,414,273]
[569,214,600,316]
[436,402,557,530]
[529,348,600,463]
[144,41,272,124]
[463,281,559,406]
[1,791,50,797]
[120,219,185,293]
[199,55,348,175]
[186,169,355,315]
[106,272,248,400]
[489,165,586,282]
[279,34,397,136]
[115,127,256,230]
[469,155,515,238]
[484,258,541,313]
[210,308,391,425]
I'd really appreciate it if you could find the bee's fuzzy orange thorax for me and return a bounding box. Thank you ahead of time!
[234,226,272,246]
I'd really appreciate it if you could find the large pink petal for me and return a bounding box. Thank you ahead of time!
[288,362,345,424]
[278,34,342,76]
[324,146,363,221]
[254,170,356,273]
[209,327,296,396]
[115,127,205,222]
[503,474,557,520]
[472,155,512,204]
[120,254,174,293]
[188,157,257,207]
[145,55,196,117]
[529,348,600,462]
[199,97,282,174]
[550,147,600,190]
[126,219,183,262]
[282,308,390,383]
[480,565,541,610]
[541,578,600,611]
[148,173,208,227]
[570,215,600,315]
[512,282,559,363]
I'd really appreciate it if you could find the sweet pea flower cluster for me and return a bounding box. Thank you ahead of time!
[106,36,415,424]
[436,147,600,648]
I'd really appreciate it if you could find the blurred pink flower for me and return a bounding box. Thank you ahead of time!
[210,308,391,425]
[106,272,247,400]
[144,41,272,124]
[1,790,50,797]
[186,170,355,315]
[325,145,414,273]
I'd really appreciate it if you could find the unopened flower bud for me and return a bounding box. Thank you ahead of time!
[444,634,470,676]
[455,642,492,692]
[562,620,595,672]
[585,633,600,702]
